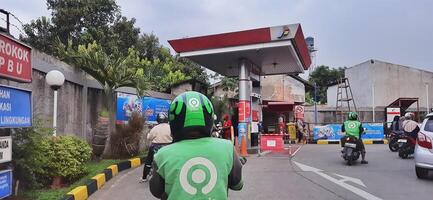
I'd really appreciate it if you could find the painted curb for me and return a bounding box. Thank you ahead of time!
[61,156,145,200]
[308,139,388,145]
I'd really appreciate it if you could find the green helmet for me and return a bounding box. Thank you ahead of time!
[168,91,214,142]
[348,112,358,120]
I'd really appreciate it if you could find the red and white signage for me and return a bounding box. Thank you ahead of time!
[0,34,32,82]
[386,107,401,124]
[295,105,305,120]
[238,100,251,122]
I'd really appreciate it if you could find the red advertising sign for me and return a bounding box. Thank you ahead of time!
[238,101,245,122]
[238,100,251,122]
[0,34,32,82]
[252,110,259,122]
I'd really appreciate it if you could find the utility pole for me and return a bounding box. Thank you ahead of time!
[314,82,318,125]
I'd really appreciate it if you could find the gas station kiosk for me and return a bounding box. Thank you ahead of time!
[168,23,311,152]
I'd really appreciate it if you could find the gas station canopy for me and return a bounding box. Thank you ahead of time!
[168,23,311,76]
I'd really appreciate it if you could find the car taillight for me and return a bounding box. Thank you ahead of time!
[417,132,432,149]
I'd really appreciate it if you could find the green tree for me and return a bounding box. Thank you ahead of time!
[21,0,119,54]
[308,65,345,104]
[56,40,151,155]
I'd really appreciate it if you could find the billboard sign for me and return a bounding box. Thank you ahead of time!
[0,85,32,128]
[0,33,32,82]
[116,92,171,124]
[313,123,384,141]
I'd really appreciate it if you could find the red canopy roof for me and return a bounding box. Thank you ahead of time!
[168,24,311,76]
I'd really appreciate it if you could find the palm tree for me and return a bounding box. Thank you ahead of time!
[56,40,151,156]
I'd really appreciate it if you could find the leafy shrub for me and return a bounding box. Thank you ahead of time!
[48,136,92,182]
[12,120,92,188]
[13,120,54,188]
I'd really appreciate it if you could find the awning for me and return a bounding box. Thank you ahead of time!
[168,24,311,77]
[387,98,419,111]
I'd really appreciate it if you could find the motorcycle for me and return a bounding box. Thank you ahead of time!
[341,136,361,166]
[397,133,416,159]
[388,131,404,152]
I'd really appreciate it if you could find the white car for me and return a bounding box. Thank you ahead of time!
[414,113,433,179]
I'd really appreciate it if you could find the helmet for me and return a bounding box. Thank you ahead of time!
[404,112,414,120]
[156,112,168,124]
[168,91,214,142]
[348,112,358,120]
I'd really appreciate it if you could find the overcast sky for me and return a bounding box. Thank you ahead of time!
[2,0,433,72]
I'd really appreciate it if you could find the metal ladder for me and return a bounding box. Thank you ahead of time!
[335,78,358,122]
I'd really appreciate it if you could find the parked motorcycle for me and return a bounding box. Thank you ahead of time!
[397,133,416,159]
[341,136,361,166]
[388,131,404,152]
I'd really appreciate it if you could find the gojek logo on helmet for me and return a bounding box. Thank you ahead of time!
[179,157,217,195]
[188,97,200,110]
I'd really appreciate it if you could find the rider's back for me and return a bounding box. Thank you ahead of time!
[154,137,233,200]
[148,123,172,144]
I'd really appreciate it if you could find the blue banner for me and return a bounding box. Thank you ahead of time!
[313,123,384,140]
[0,170,12,199]
[0,85,32,127]
[116,92,171,124]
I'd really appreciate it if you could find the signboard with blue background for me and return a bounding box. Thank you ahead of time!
[0,170,12,199]
[116,92,171,124]
[0,85,32,128]
[313,123,384,141]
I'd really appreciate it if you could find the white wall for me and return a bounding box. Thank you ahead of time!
[329,59,433,111]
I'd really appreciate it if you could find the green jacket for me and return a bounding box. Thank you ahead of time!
[150,137,243,200]
[342,120,363,139]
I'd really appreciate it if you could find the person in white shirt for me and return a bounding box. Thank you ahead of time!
[140,112,172,182]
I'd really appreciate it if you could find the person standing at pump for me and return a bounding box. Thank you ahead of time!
[222,114,232,140]
[149,91,243,200]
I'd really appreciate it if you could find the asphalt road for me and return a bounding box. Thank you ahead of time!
[89,145,433,200]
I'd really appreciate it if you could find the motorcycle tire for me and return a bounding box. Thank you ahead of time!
[398,150,409,159]
[388,138,399,152]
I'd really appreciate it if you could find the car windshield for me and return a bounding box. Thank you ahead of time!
[424,117,433,132]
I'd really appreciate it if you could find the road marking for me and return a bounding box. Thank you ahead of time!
[294,161,382,200]
[290,145,302,157]
[334,173,366,187]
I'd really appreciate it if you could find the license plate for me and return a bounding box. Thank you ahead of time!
[398,139,407,143]
[345,143,357,148]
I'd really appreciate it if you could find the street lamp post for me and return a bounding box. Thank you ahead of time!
[46,70,65,136]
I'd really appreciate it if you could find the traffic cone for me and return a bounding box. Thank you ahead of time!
[240,135,249,157]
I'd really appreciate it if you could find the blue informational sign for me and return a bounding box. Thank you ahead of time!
[313,123,384,141]
[116,92,171,124]
[0,170,12,199]
[0,85,32,128]
[238,123,248,145]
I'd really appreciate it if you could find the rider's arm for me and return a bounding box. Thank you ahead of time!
[149,162,166,199]
[341,124,345,133]
[359,124,364,138]
[228,148,243,191]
